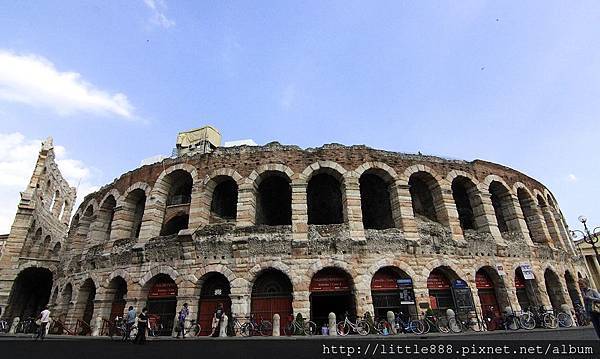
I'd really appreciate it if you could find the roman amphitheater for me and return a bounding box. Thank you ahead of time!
[0,126,591,336]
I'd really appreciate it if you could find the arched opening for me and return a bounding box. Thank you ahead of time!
[4,267,53,321]
[514,267,541,310]
[564,271,582,309]
[409,171,443,223]
[76,279,96,334]
[537,195,560,247]
[251,269,293,333]
[210,176,238,223]
[427,267,473,314]
[517,188,542,243]
[161,170,193,234]
[50,190,60,212]
[197,273,232,336]
[26,228,43,256]
[59,283,73,321]
[256,173,291,225]
[145,274,177,336]
[370,267,415,318]
[59,201,67,221]
[307,173,344,225]
[106,277,128,321]
[161,214,189,236]
[40,235,51,257]
[310,267,355,326]
[124,189,146,238]
[359,171,394,229]
[544,269,566,311]
[489,181,512,233]
[98,195,116,242]
[451,176,478,231]
[475,267,510,320]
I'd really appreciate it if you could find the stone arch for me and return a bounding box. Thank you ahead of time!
[356,162,399,230]
[120,182,152,205]
[247,261,294,291]
[138,265,179,289]
[514,183,547,244]
[449,173,483,232]
[249,165,294,226]
[306,258,356,285]
[420,259,470,284]
[93,192,118,243]
[404,165,449,226]
[543,267,567,310]
[120,184,150,239]
[303,162,348,225]
[201,168,242,225]
[364,258,419,285]
[484,176,518,234]
[473,264,511,314]
[106,269,133,287]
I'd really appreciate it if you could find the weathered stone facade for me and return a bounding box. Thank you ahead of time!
[0,140,590,335]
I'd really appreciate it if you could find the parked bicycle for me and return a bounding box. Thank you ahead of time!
[0,319,9,333]
[240,314,273,336]
[556,310,574,328]
[450,311,485,333]
[181,319,201,337]
[574,305,590,326]
[284,315,317,336]
[16,317,38,334]
[336,312,370,336]
[520,306,557,329]
[419,312,450,334]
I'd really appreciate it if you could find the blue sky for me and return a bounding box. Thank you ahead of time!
[0,1,598,234]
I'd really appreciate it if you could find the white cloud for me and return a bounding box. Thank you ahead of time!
[143,0,176,29]
[567,174,578,182]
[0,50,134,119]
[0,133,99,233]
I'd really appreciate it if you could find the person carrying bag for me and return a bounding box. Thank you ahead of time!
[579,278,600,339]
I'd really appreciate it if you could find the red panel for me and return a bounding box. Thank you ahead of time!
[427,272,450,289]
[371,271,400,290]
[475,271,494,289]
[310,275,351,292]
[251,297,293,331]
[478,290,501,317]
[515,271,526,289]
[148,282,178,298]
[197,298,231,336]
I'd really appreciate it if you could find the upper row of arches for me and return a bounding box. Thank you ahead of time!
[68,161,570,251]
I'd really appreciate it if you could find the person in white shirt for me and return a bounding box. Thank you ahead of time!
[36,306,51,340]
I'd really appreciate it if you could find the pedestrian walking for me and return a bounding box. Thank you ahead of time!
[579,278,600,339]
[211,303,224,337]
[36,305,51,340]
[124,306,136,341]
[176,303,189,338]
[134,308,149,344]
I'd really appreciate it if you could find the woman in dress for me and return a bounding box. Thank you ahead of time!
[134,307,149,344]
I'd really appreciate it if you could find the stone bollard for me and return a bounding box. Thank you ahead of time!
[504,306,513,315]
[560,304,573,326]
[219,314,228,337]
[446,309,458,333]
[387,311,397,335]
[91,315,102,336]
[9,317,20,334]
[272,314,280,336]
[328,312,337,336]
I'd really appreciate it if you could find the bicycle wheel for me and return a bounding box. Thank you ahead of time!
[470,318,484,332]
[543,313,558,329]
[436,317,451,334]
[129,326,138,341]
[259,321,273,336]
[356,320,370,336]
[336,322,350,336]
[303,321,317,336]
[420,320,431,334]
[448,317,462,333]
[557,313,573,328]
[409,320,425,335]
[375,320,391,335]
[240,322,252,337]
[190,324,201,336]
[505,316,519,331]
[284,322,295,336]
[519,313,535,330]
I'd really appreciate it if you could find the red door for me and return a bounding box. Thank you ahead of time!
[251,296,293,331]
[198,298,231,336]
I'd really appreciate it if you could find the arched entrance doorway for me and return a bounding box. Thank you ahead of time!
[5,267,53,321]
[251,269,293,333]
[145,274,177,336]
[514,266,540,310]
[544,269,566,311]
[427,267,473,314]
[106,277,127,321]
[370,267,416,319]
[475,267,505,319]
[310,267,355,326]
[76,279,96,335]
[564,271,582,309]
[198,273,231,336]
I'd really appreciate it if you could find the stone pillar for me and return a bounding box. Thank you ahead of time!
[386,311,397,335]
[475,192,505,245]
[188,181,204,230]
[540,207,562,250]
[236,180,255,227]
[328,313,337,336]
[138,197,165,243]
[291,290,310,319]
[219,314,228,337]
[440,185,464,241]
[527,201,553,246]
[507,194,534,246]
[110,206,131,242]
[550,209,570,253]
[343,175,365,241]
[395,183,419,241]
[291,179,308,244]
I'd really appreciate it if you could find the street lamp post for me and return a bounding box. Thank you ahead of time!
[570,215,600,262]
